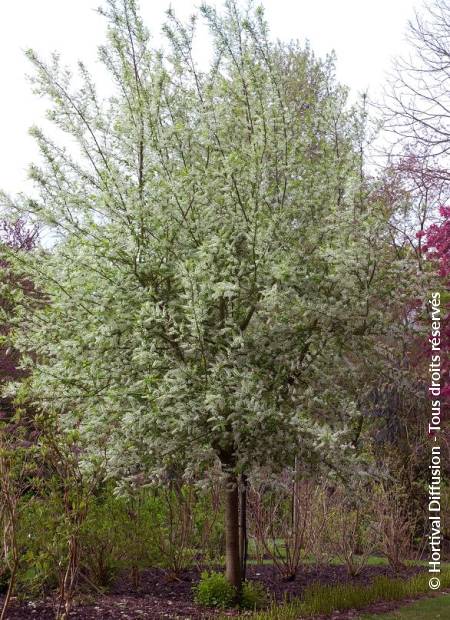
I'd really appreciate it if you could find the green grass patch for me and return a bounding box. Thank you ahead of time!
[229,570,450,619]
[246,552,450,569]
[359,592,450,619]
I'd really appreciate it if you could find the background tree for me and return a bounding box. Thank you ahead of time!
[0,219,38,419]
[424,207,450,402]
[382,0,450,533]
[385,0,450,166]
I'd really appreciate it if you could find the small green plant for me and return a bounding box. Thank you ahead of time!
[240,580,269,610]
[194,571,237,608]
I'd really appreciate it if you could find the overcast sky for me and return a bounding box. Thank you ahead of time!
[1,0,420,196]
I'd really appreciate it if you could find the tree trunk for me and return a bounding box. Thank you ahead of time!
[224,472,241,591]
[239,473,248,582]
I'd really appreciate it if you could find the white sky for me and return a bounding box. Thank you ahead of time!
[1,0,420,196]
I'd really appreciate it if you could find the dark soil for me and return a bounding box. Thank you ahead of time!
[0,563,428,619]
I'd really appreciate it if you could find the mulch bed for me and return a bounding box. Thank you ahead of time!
[0,564,431,619]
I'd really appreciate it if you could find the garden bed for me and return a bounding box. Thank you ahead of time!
[0,564,426,619]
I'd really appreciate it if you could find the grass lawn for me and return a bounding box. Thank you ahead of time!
[246,553,450,568]
[358,593,450,619]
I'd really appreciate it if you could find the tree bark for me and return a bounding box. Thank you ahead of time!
[224,472,241,591]
[239,473,248,582]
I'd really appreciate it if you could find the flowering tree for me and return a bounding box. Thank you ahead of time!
[0,219,38,414]
[1,0,421,590]
[423,206,450,402]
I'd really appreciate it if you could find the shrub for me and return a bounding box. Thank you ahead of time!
[193,487,225,564]
[79,494,129,588]
[131,483,224,576]
[241,580,269,610]
[80,489,170,589]
[248,471,317,580]
[371,483,415,572]
[16,497,66,596]
[194,573,269,611]
[324,485,376,577]
[193,571,237,608]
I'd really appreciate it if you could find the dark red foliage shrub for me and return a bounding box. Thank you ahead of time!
[423,206,450,402]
